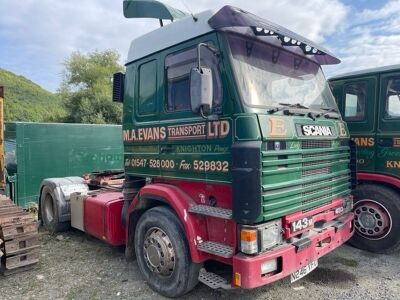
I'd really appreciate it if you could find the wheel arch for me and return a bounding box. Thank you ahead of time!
[357,172,400,194]
[39,177,88,223]
[125,183,206,263]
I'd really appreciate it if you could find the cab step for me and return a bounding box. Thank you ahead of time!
[188,205,232,219]
[197,241,234,258]
[198,268,232,289]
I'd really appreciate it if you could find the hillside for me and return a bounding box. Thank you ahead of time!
[0,68,66,122]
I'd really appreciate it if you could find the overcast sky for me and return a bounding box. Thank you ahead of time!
[1,0,400,92]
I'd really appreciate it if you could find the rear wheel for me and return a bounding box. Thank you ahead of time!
[40,186,70,233]
[349,184,400,253]
[134,206,201,298]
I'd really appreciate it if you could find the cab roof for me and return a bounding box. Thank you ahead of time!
[329,64,400,81]
[126,5,340,65]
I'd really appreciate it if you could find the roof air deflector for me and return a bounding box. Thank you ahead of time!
[123,0,189,21]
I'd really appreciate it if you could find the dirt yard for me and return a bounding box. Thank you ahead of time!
[1,228,399,300]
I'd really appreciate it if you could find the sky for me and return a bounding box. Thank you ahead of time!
[1,0,400,92]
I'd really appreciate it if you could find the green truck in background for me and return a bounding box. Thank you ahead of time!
[4,122,124,208]
[330,65,400,253]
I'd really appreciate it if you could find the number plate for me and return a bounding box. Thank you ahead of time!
[290,260,318,283]
[290,216,313,233]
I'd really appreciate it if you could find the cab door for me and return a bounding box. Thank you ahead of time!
[334,76,377,172]
[158,35,232,184]
[123,54,161,178]
[377,72,400,179]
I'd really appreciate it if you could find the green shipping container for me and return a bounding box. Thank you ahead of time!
[4,122,124,208]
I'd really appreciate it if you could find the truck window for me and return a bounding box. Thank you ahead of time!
[344,82,367,121]
[385,77,400,119]
[138,60,157,115]
[165,46,222,112]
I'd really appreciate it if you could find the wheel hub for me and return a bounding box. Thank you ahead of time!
[354,200,392,240]
[143,227,175,277]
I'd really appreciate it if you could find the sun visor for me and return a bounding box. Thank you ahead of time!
[209,6,340,65]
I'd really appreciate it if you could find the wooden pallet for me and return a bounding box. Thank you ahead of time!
[0,197,39,275]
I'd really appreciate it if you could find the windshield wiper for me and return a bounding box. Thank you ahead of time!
[279,103,309,109]
[320,107,339,113]
[268,103,309,114]
[320,107,341,119]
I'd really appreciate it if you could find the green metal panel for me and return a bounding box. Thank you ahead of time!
[4,122,124,208]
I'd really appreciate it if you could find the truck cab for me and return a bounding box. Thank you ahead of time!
[330,65,400,253]
[114,3,355,296]
[40,2,355,298]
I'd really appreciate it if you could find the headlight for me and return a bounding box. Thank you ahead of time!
[261,220,282,249]
[239,219,282,255]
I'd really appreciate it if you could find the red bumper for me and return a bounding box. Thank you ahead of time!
[233,212,354,289]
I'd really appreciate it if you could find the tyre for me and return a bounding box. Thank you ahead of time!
[40,186,70,233]
[134,206,201,298]
[349,183,400,254]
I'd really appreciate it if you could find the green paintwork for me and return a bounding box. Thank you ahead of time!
[123,30,352,223]
[123,0,188,20]
[5,122,124,208]
[330,67,400,182]
[256,115,350,222]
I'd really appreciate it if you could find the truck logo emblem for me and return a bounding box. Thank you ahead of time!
[301,125,333,136]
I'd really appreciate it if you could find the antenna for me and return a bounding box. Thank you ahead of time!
[179,0,198,22]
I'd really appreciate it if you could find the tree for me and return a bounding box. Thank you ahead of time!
[60,50,123,124]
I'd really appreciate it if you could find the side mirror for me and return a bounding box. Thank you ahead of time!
[112,72,125,102]
[190,67,213,115]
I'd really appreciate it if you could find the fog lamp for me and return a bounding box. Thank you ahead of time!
[261,259,278,275]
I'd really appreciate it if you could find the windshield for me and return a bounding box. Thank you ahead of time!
[227,34,338,111]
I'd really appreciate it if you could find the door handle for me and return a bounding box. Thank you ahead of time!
[160,145,174,153]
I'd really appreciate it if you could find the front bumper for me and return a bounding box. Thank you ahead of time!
[233,212,354,289]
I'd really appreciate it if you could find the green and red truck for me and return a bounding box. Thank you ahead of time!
[330,65,400,253]
[39,1,356,297]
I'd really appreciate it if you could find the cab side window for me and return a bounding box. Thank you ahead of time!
[165,46,223,112]
[138,60,157,115]
[344,82,367,121]
[385,77,400,119]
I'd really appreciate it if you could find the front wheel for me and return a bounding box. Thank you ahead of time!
[349,184,400,254]
[134,206,201,298]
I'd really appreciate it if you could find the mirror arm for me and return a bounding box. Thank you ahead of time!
[197,43,219,71]
[197,43,206,71]
[200,107,207,119]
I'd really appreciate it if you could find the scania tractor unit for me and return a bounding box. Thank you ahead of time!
[39,1,356,297]
[330,65,400,254]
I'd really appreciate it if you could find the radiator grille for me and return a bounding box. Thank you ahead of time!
[302,167,331,177]
[262,138,351,221]
[301,140,332,149]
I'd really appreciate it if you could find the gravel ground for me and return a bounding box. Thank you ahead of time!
[1,228,399,300]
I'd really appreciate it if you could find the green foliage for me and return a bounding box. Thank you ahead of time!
[60,50,123,124]
[0,68,66,122]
